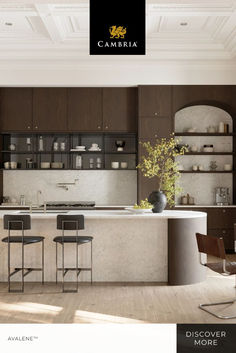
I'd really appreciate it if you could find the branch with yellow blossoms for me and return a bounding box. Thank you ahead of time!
[137,134,188,207]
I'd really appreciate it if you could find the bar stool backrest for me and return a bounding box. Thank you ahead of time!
[3,215,31,230]
[57,215,84,230]
[196,233,226,259]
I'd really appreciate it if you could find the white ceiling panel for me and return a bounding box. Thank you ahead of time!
[159,16,209,32]
[0,1,234,64]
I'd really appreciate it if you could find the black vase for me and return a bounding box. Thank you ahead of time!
[148,191,167,213]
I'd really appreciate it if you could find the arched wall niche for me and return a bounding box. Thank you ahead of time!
[174,105,233,206]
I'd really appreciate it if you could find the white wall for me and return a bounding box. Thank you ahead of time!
[0,62,236,86]
[3,170,137,206]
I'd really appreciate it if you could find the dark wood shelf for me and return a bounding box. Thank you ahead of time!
[70,150,103,154]
[105,152,137,154]
[175,132,233,136]
[180,170,233,173]
[2,150,136,155]
[2,168,137,171]
[184,152,233,155]
[1,151,35,154]
[1,150,69,154]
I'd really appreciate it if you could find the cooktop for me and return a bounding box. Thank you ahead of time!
[45,201,95,210]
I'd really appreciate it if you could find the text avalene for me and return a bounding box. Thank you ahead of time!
[8,336,34,341]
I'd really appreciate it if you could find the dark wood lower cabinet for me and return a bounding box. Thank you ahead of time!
[175,207,236,252]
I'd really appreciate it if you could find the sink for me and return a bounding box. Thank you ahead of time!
[18,211,69,214]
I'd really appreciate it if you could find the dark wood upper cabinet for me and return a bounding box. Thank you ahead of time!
[68,88,102,132]
[172,85,233,114]
[139,86,172,117]
[0,88,32,132]
[139,116,173,139]
[33,88,67,132]
[103,88,137,132]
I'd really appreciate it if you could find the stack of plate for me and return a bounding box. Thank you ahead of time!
[70,146,86,152]
[88,147,102,151]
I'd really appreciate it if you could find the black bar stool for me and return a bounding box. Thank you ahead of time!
[2,215,45,293]
[53,215,93,293]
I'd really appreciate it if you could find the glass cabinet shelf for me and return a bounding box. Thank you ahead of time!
[1,133,137,171]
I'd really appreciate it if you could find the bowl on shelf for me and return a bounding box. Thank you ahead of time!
[224,164,232,171]
[115,140,125,151]
[10,162,17,169]
[40,162,50,169]
[203,145,214,153]
[4,162,10,169]
[111,162,119,169]
[121,162,128,169]
[51,162,64,169]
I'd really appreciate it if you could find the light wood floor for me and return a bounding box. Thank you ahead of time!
[1,258,236,324]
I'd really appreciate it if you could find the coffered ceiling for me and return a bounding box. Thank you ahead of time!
[0,1,235,66]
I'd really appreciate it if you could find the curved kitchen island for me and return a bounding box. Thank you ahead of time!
[0,210,206,285]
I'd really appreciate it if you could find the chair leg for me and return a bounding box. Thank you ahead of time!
[199,299,236,319]
[42,240,44,285]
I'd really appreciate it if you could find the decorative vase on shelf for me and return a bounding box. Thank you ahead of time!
[148,191,167,213]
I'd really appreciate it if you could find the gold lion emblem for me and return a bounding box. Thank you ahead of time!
[109,26,127,39]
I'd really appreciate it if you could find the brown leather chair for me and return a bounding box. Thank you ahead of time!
[196,232,236,319]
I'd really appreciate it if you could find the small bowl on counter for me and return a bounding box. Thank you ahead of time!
[125,207,152,214]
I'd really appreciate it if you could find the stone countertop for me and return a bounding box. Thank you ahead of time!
[175,205,236,208]
[0,209,207,220]
[0,205,130,209]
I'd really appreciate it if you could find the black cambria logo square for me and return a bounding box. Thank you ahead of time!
[90,0,145,55]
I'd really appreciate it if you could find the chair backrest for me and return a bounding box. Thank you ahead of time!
[3,214,31,230]
[196,233,226,259]
[57,215,84,230]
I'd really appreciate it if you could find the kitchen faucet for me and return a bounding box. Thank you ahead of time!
[37,190,42,207]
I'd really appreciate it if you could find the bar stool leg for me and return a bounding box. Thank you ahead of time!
[62,242,65,292]
[42,239,44,285]
[21,242,24,292]
[8,241,10,292]
[56,242,58,284]
[91,241,93,285]
[76,242,78,292]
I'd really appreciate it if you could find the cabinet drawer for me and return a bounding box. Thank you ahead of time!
[207,208,236,229]
[207,229,234,251]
